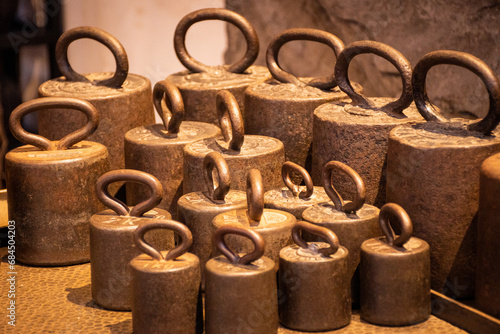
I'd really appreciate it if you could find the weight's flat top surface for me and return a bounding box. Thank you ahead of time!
[91,208,171,229]
[280,243,348,263]
[178,190,247,210]
[303,203,379,224]
[185,135,284,158]
[265,186,330,206]
[213,208,295,230]
[206,254,275,275]
[125,122,221,145]
[361,236,429,255]
[131,251,199,272]
[5,141,107,163]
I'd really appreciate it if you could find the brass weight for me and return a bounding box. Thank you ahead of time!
[5,97,109,265]
[167,8,269,125]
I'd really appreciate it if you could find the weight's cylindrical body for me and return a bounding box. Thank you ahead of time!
[5,140,109,265]
[387,123,500,299]
[360,236,431,326]
[279,242,351,331]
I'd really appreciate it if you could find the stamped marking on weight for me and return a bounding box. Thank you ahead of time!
[364,237,422,253]
[249,80,343,98]
[211,256,267,273]
[169,66,269,89]
[282,243,345,261]
[187,135,281,156]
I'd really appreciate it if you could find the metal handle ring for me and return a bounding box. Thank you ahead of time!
[281,161,313,198]
[412,50,500,135]
[266,28,344,90]
[55,26,128,88]
[292,221,340,256]
[134,220,193,261]
[322,161,366,213]
[246,169,264,225]
[95,169,163,217]
[153,80,184,135]
[379,203,413,247]
[334,40,413,113]
[216,90,244,151]
[174,8,259,73]
[203,152,231,202]
[9,97,99,151]
[214,225,265,265]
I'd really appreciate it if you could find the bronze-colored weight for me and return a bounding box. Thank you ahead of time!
[183,90,285,193]
[205,225,278,334]
[90,169,174,310]
[212,169,296,268]
[5,97,109,265]
[131,220,202,334]
[311,40,423,207]
[264,161,330,220]
[360,203,430,326]
[177,151,246,288]
[386,50,500,299]
[302,161,380,306]
[125,80,221,218]
[167,8,269,125]
[279,221,351,331]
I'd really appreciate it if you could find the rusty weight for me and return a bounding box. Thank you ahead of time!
[5,97,109,265]
[386,50,500,299]
[167,8,269,125]
[90,169,174,310]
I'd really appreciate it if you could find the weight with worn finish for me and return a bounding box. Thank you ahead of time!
[312,41,423,207]
[387,50,500,299]
[5,97,109,265]
[90,170,173,310]
[360,203,430,326]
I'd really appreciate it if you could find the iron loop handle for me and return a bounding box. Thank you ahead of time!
[214,225,265,265]
[412,50,500,135]
[174,8,259,73]
[55,26,128,88]
[216,90,245,151]
[322,161,366,213]
[96,169,163,217]
[153,80,184,135]
[9,97,99,151]
[292,221,340,256]
[281,161,313,199]
[134,220,193,261]
[203,152,231,202]
[246,169,264,225]
[266,28,344,90]
[379,203,413,247]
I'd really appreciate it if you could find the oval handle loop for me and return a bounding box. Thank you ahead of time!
[174,8,259,73]
[216,90,245,151]
[9,97,99,151]
[322,161,366,213]
[203,152,231,202]
[266,28,344,90]
[153,80,184,135]
[281,161,313,199]
[95,169,162,217]
[246,169,264,225]
[379,203,413,247]
[214,225,265,265]
[334,40,413,113]
[292,221,340,256]
[55,26,128,88]
[412,50,500,135]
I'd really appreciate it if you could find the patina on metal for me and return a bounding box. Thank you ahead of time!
[387,50,500,299]
[279,221,351,331]
[5,97,109,265]
[360,203,430,326]
[312,40,423,207]
[183,90,285,193]
[90,169,173,311]
[131,220,202,334]
[168,8,269,124]
[205,225,278,334]
[124,79,220,218]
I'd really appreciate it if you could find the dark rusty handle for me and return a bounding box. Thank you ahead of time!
[246,169,264,225]
[322,161,366,213]
[216,90,244,151]
[412,50,500,135]
[96,169,162,217]
[334,40,413,113]
[282,161,314,199]
[292,221,340,256]
[266,28,344,90]
[9,97,99,151]
[134,220,193,261]
[55,26,128,88]
[379,203,413,247]
[203,152,231,202]
[214,225,265,265]
[153,80,184,135]
[174,8,258,73]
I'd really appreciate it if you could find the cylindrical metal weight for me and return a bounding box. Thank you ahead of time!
[5,97,109,265]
